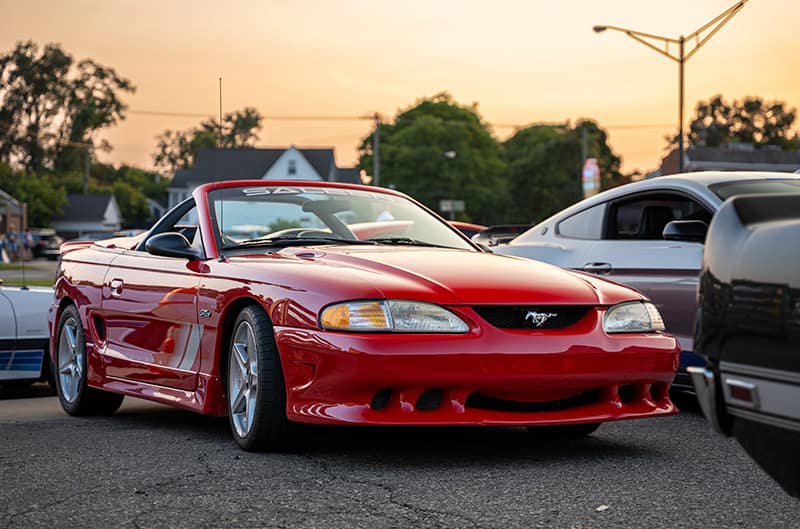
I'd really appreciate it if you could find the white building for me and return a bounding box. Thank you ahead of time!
[52,194,122,239]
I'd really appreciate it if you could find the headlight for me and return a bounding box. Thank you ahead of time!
[320,300,469,333]
[603,301,665,333]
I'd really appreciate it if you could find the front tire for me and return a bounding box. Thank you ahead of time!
[227,305,293,451]
[55,305,124,415]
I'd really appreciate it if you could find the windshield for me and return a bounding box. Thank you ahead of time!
[207,185,475,251]
[709,179,800,200]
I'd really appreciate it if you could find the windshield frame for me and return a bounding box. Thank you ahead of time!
[199,181,480,256]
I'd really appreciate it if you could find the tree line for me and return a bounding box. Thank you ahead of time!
[2,40,799,228]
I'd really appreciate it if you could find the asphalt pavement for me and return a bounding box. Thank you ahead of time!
[1,388,798,529]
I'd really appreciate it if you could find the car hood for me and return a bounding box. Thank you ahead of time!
[227,246,642,307]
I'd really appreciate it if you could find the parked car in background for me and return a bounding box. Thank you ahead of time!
[494,172,800,390]
[472,224,533,247]
[0,281,53,388]
[448,221,486,239]
[690,193,800,497]
[50,180,679,452]
[30,229,64,260]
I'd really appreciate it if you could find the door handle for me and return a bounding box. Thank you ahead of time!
[582,262,612,275]
[109,278,124,296]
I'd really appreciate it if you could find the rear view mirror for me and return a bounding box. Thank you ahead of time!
[662,220,708,243]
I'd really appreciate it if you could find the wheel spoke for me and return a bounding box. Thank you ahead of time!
[246,385,257,429]
[231,384,247,415]
[233,342,248,377]
[64,324,77,353]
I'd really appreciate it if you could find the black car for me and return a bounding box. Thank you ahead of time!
[30,229,63,260]
[690,193,800,497]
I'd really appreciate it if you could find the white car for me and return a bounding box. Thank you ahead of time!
[494,171,800,390]
[0,281,54,387]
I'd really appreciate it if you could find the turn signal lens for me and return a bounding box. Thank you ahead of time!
[320,301,390,331]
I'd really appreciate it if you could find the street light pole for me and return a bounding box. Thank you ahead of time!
[593,0,748,173]
[679,35,684,173]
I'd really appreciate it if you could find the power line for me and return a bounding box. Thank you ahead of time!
[128,109,372,121]
[127,109,673,130]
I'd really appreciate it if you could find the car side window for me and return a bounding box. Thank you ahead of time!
[173,206,200,243]
[606,193,712,241]
[556,204,605,240]
[136,198,203,254]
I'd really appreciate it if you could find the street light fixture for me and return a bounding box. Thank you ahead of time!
[593,0,748,173]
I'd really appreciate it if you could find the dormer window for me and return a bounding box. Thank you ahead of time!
[288,159,297,176]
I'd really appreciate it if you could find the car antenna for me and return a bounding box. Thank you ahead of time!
[217,76,226,262]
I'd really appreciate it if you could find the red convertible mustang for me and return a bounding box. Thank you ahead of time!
[49,181,679,451]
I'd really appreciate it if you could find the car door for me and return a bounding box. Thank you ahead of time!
[100,206,204,391]
[0,290,18,380]
[580,191,713,354]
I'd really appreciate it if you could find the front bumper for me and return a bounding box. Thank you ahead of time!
[688,365,728,434]
[274,319,680,426]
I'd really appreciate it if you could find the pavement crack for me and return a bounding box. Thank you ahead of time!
[301,454,493,529]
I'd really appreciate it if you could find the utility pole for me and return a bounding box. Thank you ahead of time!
[83,146,90,195]
[581,124,588,165]
[372,113,380,187]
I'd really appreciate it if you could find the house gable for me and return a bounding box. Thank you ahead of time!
[262,147,325,181]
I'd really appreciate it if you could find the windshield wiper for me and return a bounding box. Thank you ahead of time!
[365,237,453,249]
[224,235,377,249]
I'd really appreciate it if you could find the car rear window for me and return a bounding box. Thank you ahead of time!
[710,179,800,200]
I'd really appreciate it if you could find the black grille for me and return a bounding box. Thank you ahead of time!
[472,305,592,329]
[465,390,599,413]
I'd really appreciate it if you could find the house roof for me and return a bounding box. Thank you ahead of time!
[333,167,362,184]
[53,194,115,223]
[0,188,22,205]
[171,147,339,187]
[661,144,800,175]
[689,145,800,165]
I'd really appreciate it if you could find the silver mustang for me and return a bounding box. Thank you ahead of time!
[0,281,53,388]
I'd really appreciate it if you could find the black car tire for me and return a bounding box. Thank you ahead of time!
[227,305,294,452]
[55,305,124,416]
[526,422,601,438]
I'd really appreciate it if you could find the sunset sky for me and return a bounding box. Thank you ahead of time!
[2,0,799,175]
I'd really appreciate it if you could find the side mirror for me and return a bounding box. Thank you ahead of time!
[145,232,201,260]
[662,220,708,243]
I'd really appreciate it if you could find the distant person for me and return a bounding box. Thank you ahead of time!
[23,229,33,261]
[5,229,17,262]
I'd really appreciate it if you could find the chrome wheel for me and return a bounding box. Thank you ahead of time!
[229,320,259,439]
[58,316,83,403]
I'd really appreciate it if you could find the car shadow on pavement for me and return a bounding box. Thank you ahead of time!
[291,424,657,464]
[98,404,660,464]
[0,382,56,400]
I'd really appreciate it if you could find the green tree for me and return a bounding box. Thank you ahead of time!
[0,41,134,174]
[60,163,167,228]
[153,107,263,176]
[0,162,66,227]
[684,94,800,150]
[358,93,507,225]
[503,120,626,223]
